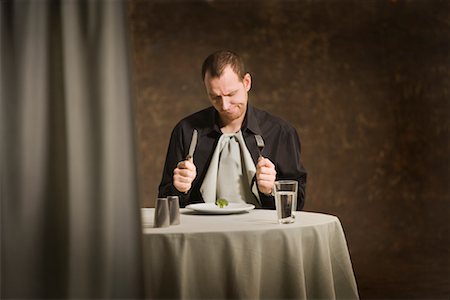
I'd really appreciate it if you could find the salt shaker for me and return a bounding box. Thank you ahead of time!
[168,196,180,225]
[154,198,170,228]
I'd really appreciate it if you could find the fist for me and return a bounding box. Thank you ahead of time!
[256,157,276,195]
[173,158,197,193]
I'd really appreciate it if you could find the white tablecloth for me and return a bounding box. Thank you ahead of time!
[141,208,359,299]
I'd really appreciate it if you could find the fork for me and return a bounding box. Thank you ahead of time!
[255,135,264,158]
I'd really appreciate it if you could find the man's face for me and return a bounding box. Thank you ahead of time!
[204,66,251,126]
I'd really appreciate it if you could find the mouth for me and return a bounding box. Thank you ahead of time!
[221,109,234,114]
[218,108,233,114]
[217,105,242,118]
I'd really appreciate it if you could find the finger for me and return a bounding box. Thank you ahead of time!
[173,172,193,189]
[174,168,194,179]
[258,166,277,174]
[257,175,274,183]
[174,174,193,184]
[177,161,186,169]
[257,157,275,168]
[185,161,196,172]
[256,158,265,168]
[179,159,196,171]
[256,167,277,177]
[263,158,275,168]
[257,173,276,182]
[174,182,190,193]
[173,168,193,177]
[177,160,191,169]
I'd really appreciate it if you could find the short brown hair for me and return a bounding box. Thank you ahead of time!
[201,50,247,81]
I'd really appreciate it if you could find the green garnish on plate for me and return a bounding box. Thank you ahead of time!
[215,198,229,208]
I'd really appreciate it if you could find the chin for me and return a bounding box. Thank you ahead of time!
[224,109,244,119]
[221,112,240,121]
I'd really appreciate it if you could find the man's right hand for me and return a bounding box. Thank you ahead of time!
[173,158,197,193]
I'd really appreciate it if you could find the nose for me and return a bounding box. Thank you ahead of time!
[220,97,231,111]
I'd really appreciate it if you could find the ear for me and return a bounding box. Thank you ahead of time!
[243,73,252,92]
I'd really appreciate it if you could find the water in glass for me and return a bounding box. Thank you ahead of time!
[275,191,296,224]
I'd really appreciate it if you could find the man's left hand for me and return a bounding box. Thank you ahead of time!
[256,157,277,195]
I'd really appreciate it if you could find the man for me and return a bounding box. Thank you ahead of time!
[158,50,307,209]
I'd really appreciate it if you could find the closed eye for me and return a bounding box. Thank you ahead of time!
[225,89,238,97]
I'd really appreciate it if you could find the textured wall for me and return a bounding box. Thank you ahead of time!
[128,0,449,298]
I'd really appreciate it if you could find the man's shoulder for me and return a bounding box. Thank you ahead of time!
[174,106,214,131]
[252,106,297,134]
[183,106,214,119]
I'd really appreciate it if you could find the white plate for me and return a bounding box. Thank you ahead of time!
[185,203,255,214]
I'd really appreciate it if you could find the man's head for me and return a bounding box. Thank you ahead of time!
[201,50,247,81]
[202,50,251,128]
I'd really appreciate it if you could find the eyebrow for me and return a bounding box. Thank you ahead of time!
[209,89,239,97]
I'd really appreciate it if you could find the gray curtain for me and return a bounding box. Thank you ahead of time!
[1,0,144,298]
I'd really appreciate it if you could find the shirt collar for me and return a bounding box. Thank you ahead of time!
[198,107,221,137]
[242,104,262,135]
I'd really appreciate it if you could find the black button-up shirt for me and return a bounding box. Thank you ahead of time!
[158,104,307,209]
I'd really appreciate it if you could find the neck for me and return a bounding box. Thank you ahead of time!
[220,123,241,134]
[220,112,246,134]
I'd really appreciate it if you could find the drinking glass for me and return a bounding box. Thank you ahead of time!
[274,180,298,224]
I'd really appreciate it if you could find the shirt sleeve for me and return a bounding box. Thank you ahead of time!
[158,123,192,207]
[275,126,307,210]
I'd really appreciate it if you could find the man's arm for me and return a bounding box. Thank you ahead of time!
[173,158,196,193]
[256,157,277,195]
[255,157,277,209]
[276,126,307,210]
[158,124,195,207]
[254,124,306,210]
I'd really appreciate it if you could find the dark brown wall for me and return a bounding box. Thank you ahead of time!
[128,0,449,298]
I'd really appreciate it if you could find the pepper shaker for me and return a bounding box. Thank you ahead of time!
[154,198,170,228]
[168,196,180,225]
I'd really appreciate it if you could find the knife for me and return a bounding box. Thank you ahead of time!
[185,129,198,161]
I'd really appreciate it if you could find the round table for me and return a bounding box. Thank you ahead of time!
[141,208,359,299]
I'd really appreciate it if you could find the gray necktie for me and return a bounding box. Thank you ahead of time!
[217,134,250,203]
[200,131,260,206]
